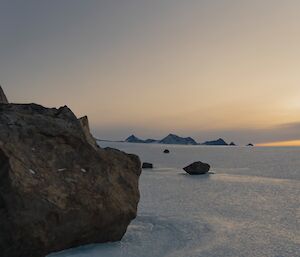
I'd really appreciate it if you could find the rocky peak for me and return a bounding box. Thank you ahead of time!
[202,138,228,146]
[125,135,145,143]
[159,134,198,145]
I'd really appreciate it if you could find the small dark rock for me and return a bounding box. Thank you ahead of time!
[183,161,210,175]
[247,143,254,146]
[142,162,153,169]
[163,149,170,154]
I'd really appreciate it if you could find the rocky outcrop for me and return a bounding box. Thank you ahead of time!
[247,143,254,146]
[183,161,210,175]
[229,142,236,146]
[142,162,153,169]
[0,86,8,104]
[0,103,141,257]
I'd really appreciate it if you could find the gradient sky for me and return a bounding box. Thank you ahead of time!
[1,0,300,145]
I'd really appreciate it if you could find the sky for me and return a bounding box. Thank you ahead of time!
[1,0,300,145]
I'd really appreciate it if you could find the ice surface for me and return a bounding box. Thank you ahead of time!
[48,143,300,257]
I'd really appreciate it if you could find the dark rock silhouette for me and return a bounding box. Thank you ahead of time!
[183,161,210,175]
[247,143,254,146]
[202,138,228,146]
[142,162,153,169]
[125,134,197,145]
[125,135,145,143]
[123,134,238,146]
[163,149,170,154]
[144,139,157,143]
[159,134,197,145]
[0,103,141,257]
[0,86,8,104]
[125,136,158,144]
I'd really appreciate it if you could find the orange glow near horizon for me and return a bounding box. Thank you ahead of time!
[258,140,300,147]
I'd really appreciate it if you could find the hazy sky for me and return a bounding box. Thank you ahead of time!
[1,0,300,145]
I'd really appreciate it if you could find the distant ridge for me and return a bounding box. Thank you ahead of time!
[201,138,228,146]
[99,134,250,146]
[144,139,157,143]
[159,134,197,145]
[122,134,235,146]
[125,135,145,143]
[124,133,197,145]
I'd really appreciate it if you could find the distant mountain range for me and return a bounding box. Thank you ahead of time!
[202,138,228,146]
[125,134,198,145]
[123,134,253,146]
[125,135,145,143]
[159,134,198,145]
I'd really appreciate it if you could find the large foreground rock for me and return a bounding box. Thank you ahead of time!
[183,161,210,175]
[0,103,141,257]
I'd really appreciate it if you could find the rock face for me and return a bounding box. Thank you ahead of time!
[159,134,197,145]
[0,103,141,257]
[142,162,153,169]
[183,161,210,175]
[78,116,98,149]
[0,86,8,104]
